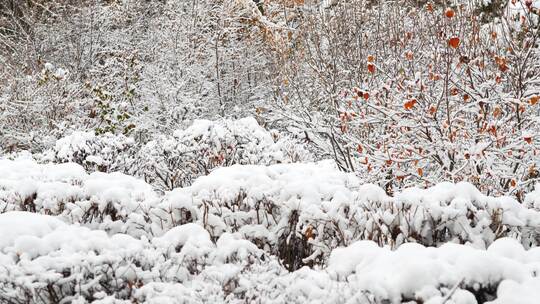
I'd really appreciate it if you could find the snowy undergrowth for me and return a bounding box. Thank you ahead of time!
[1,212,539,303]
[135,117,313,191]
[0,157,157,237]
[43,117,312,192]
[1,158,540,303]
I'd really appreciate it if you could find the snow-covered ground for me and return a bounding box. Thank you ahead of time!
[1,157,540,303]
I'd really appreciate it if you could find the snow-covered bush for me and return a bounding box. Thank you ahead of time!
[3,156,540,253]
[135,117,312,191]
[267,0,540,200]
[0,212,267,304]
[0,62,83,153]
[0,158,157,238]
[154,161,540,271]
[2,158,540,303]
[324,237,540,303]
[3,211,539,303]
[37,117,310,192]
[1,0,274,154]
[51,131,136,173]
[0,212,153,303]
[240,237,540,304]
[2,157,540,265]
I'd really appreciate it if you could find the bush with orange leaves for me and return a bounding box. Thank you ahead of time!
[268,1,540,200]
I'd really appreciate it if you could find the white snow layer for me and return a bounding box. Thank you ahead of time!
[1,157,540,303]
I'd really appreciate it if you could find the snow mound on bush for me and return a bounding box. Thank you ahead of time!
[157,161,540,271]
[0,212,266,303]
[2,211,540,304]
[52,131,135,172]
[0,211,66,249]
[32,117,312,192]
[0,157,158,237]
[2,157,540,302]
[327,238,540,303]
[137,117,313,191]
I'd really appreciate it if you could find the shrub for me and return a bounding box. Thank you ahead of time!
[135,117,312,191]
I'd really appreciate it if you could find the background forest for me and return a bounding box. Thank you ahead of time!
[2,0,539,198]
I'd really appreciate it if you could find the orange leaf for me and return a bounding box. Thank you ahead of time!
[367,63,376,74]
[463,94,470,102]
[404,99,417,110]
[493,106,502,118]
[305,226,314,240]
[367,55,375,62]
[426,3,433,12]
[530,95,539,105]
[448,37,460,48]
[429,105,437,114]
[445,8,455,18]
[363,92,370,100]
[405,51,414,60]
[510,179,517,187]
[417,167,423,177]
[496,58,508,72]
[524,136,533,144]
[357,144,363,153]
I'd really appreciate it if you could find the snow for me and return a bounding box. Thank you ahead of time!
[0,157,158,237]
[488,278,540,304]
[51,131,136,172]
[1,157,540,302]
[152,223,212,253]
[2,0,540,300]
[85,171,158,211]
[524,183,540,210]
[181,159,357,206]
[137,117,313,191]
[0,211,65,249]
[327,238,537,303]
